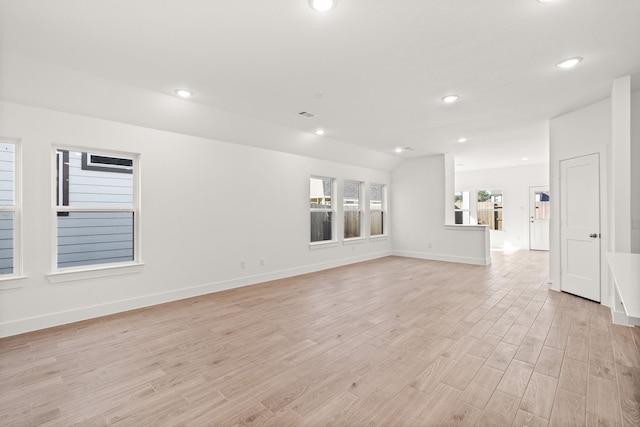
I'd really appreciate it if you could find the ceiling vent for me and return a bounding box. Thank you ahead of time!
[298,111,315,118]
[404,146,415,151]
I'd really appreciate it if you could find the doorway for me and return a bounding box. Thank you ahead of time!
[530,186,550,251]
[560,153,601,302]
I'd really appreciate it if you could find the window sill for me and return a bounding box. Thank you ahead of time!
[47,262,145,284]
[309,240,339,250]
[369,234,389,240]
[0,275,28,290]
[443,224,488,231]
[343,237,366,245]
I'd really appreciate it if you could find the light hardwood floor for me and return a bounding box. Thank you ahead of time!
[1,251,639,426]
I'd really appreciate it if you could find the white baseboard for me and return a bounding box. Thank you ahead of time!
[0,251,391,338]
[391,250,491,266]
[610,307,640,326]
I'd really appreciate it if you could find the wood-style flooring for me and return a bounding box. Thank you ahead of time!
[1,251,639,426]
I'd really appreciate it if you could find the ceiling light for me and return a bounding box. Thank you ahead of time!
[537,0,554,3]
[457,138,468,143]
[522,157,529,161]
[395,147,403,153]
[556,57,583,69]
[309,0,337,12]
[175,89,193,98]
[314,129,325,136]
[442,95,459,103]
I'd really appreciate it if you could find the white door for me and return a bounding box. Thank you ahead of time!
[560,154,601,302]
[530,186,550,251]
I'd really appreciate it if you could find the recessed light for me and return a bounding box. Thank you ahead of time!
[309,0,337,12]
[457,138,468,143]
[538,0,554,3]
[314,129,325,136]
[175,89,193,98]
[442,95,459,103]
[556,57,583,69]
[522,157,529,161]
[395,147,403,153]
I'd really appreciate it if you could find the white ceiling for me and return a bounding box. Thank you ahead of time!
[1,0,639,171]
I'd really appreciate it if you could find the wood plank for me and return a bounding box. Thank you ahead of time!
[476,390,520,426]
[586,375,622,426]
[549,388,586,427]
[520,372,558,420]
[458,365,504,409]
[497,359,534,398]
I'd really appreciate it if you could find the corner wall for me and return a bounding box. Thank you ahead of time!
[391,155,490,265]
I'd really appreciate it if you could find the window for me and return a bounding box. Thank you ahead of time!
[55,148,138,269]
[370,183,385,236]
[310,176,334,243]
[343,180,362,239]
[477,189,503,230]
[454,191,471,225]
[534,191,550,220]
[0,140,19,276]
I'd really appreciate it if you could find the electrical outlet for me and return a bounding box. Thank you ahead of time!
[428,243,432,249]
[259,258,264,266]
[240,261,246,269]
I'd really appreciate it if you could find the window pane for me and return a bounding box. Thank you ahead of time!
[478,189,503,230]
[535,191,550,220]
[57,212,134,268]
[477,210,503,230]
[57,150,134,208]
[371,211,384,236]
[344,211,361,238]
[0,212,13,274]
[310,211,332,242]
[370,183,382,210]
[344,181,360,209]
[310,177,332,209]
[0,143,15,206]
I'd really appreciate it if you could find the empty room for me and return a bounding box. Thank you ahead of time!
[1,0,639,425]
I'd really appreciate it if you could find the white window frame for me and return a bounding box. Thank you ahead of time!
[48,146,143,283]
[309,175,336,247]
[369,183,387,238]
[454,190,472,225]
[343,180,364,241]
[0,138,25,288]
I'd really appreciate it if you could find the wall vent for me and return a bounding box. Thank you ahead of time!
[298,111,315,118]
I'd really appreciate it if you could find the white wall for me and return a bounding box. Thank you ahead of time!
[631,91,640,253]
[549,98,611,301]
[391,155,490,265]
[455,163,549,250]
[0,101,392,337]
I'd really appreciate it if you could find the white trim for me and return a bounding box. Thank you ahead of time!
[443,224,488,231]
[0,275,27,290]
[368,234,389,240]
[343,237,366,245]
[1,251,391,338]
[309,240,339,249]
[47,262,145,284]
[392,250,491,266]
